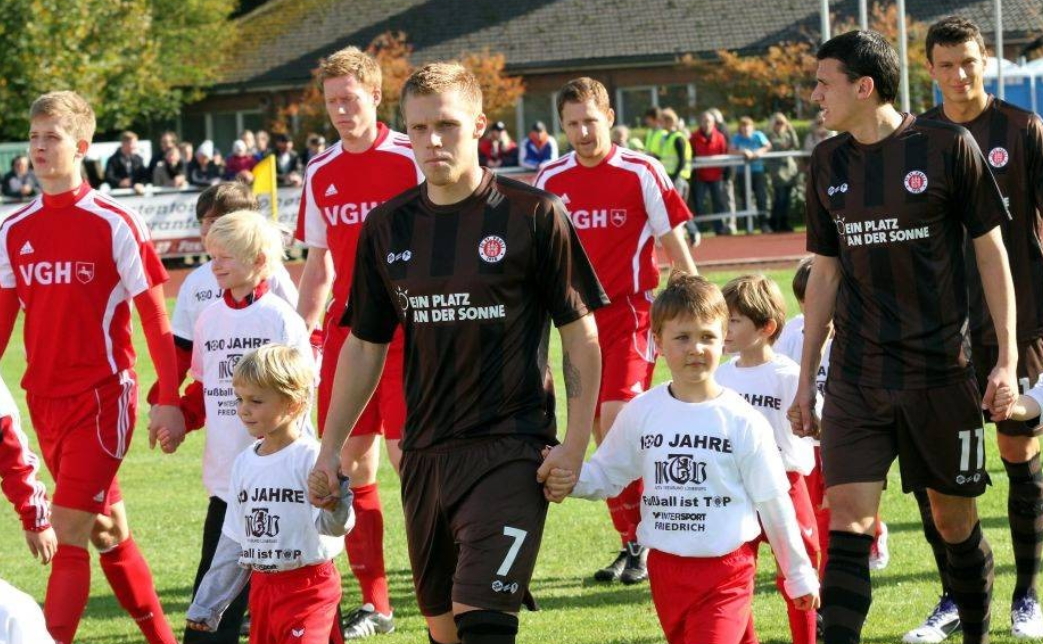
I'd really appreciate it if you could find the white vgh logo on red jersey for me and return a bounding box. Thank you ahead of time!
[75,262,95,284]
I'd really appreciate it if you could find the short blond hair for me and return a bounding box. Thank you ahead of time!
[30,91,96,143]
[556,77,611,118]
[722,274,788,343]
[401,63,482,115]
[651,272,729,337]
[205,210,285,280]
[319,46,381,90]
[233,345,313,413]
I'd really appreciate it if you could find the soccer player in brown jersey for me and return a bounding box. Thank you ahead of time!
[900,17,1043,642]
[790,30,1018,644]
[308,63,606,644]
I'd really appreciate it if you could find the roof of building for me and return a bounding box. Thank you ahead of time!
[220,0,1043,90]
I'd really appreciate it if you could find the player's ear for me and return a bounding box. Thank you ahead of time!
[76,138,90,157]
[606,107,616,128]
[652,332,663,353]
[760,319,778,339]
[372,86,382,108]
[253,252,267,272]
[857,76,876,101]
[474,112,488,140]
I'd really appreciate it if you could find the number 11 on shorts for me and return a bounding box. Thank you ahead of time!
[958,427,985,473]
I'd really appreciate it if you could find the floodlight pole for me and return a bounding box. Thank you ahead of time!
[821,0,831,42]
[897,0,910,112]
[996,0,1005,100]
[859,0,869,29]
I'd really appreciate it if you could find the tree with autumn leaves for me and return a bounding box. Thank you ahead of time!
[691,2,933,119]
[276,31,525,143]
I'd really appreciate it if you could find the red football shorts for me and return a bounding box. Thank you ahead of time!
[594,292,656,411]
[648,544,757,644]
[249,560,342,644]
[28,370,136,515]
[317,320,406,440]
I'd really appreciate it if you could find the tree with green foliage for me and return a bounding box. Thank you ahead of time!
[0,0,237,141]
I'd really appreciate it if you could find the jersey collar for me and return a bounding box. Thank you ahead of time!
[223,279,269,310]
[42,182,91,209]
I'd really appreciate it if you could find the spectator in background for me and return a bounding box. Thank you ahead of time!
[658,108,693,203]
[104,130,149,190]
[147,130,178,179]
[803,111,835,152]
[690,110,732,235]
[2,155,41,200]
[766,112,800,232]
[223,139,257,182]
[642,107,665,157]
[729,116,771,233]
[302,134,327,166]
[710,107,738,219]
[254,130,271,160]
[520,120,558,170]
[152,145,187,189]
[240,129,258,156]
[272,133,303,187]
[188,140,222,188]
[611,125,644,151]
[179,141,194,168]
[478,121,518,168]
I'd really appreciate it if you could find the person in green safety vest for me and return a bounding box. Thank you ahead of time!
[642,107,666,158]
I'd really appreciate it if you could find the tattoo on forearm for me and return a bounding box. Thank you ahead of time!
[563,351,582,399]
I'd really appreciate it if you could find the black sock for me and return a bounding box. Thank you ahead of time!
[945,522,994,644]
[822,531,874,644]
[915,488,954,597]
[1004,455,1043,602]
[455,611,518,644]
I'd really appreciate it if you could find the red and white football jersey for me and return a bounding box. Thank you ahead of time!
[0,183,167,397]
[295,123,423,316]
[0,375,48,531]
[535,145,691,300]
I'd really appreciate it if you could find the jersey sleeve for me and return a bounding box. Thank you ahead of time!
[0,224,14,289]
[220,456,245,543]
[642,160,691,236]
[804,152,840,257]
[533,197,609,327]
[736,412,791,503]
[952,128,1010,238]
[345,222,399,343]
[297,170,328,249]
[114,219,167,295]
[572,401,643,499]
[170,272,197,340]
[269,264,301,310]
[0,415,49,531]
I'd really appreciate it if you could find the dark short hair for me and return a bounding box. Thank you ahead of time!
[644,107,662,120]
[651,272,728,337]
[556,77,611,118]
[196,182,259,221]
[792,256,813,303]
[817,30,900,104]
[925,16,988,63]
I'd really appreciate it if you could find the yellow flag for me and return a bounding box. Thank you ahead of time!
[252,155,278,221]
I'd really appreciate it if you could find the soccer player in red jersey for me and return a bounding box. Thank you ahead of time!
[534,77,697,584]
[0,91,186,644]
[295,47,423,639]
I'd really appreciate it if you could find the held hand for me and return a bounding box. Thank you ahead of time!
[185,620,212,632]
[308,455,341,510]
[989,384,1016,422]
[25,527,57,564]
[792,593,821,611]
[983,362,1017,421]
[543,468,577,503]
[148,405,186,453]
[537,444,584,501]
[788,382,820,439]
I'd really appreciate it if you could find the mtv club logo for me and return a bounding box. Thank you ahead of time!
[75,262,95,284]
[246,507,280,538]
[610,209,627,227]
[219,354,243,380]
[904,170,928,194]
[988,147,1009,168]
[478,235,506,263]
[654,454,707,486]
